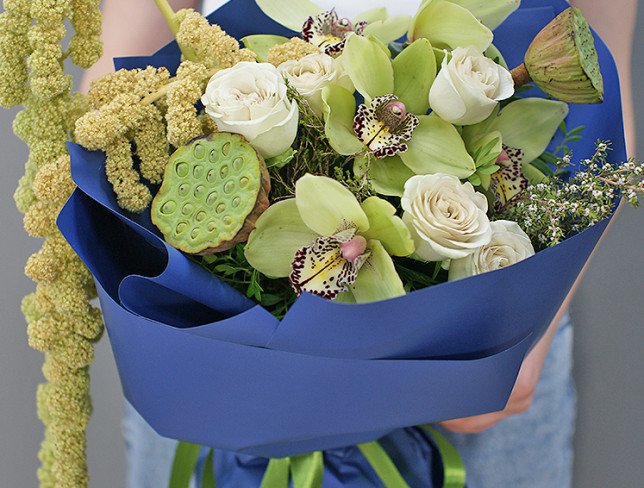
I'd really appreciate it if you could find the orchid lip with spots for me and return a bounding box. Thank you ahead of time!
[353,95,420,159]
[301,9,367,56]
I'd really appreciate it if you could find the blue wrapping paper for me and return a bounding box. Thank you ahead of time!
[57,0,626,466]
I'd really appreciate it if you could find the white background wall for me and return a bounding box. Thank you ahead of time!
[0,4,642,487]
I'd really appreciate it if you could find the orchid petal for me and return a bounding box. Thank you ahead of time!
[242,35,289,63]
[446,0,520,30]
[350,240,405,303]
[361,197,415,256]
[244,199,318,278]
[355,154,414,197]
[409,0,493,52]
[392,38,436,115]
[400,114,476,178]
[255,0,323,31]
[321,85,365,155]
[342,34,394,102]
[296,174,370,236]
[363,16,413,44]
[490,98,569,163]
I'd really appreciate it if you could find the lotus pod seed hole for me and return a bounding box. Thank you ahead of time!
[233,157,244,171]
[176,222,188,234]
[224,181,235,194]
[223,216,233,226]
[195,211,206,222]
[222,142,231,156]
[178,184,190,196]
[207,221,217,232]
[193,165,204,179]
[194,143,206,159]
[240,177,249,188]
[232,197,241,208]
[216,203,226,214]
[176,162,189,177]
[194,185,205,198]
[209,150,218,163]
[161,201,176,215]
[207,169,216,182]
[191,228,200,240]
[181,203,194,215]
[220,165,229,178]
[207,192,218,204]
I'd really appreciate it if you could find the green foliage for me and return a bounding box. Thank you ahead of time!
[199,245,296,319]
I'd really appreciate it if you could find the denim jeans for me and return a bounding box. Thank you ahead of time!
[123,315,575,488]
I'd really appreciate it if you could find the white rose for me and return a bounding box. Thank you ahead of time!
[201,62,299,159]
[278,53,353,116]
[448,220,535,281]
[429,46,514,126]
[402,174,492,261]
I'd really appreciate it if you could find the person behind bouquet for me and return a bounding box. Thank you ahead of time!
[82,1,637,487]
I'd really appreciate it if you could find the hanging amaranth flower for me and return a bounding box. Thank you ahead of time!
[301,9,367,56]
[353,95,420,159]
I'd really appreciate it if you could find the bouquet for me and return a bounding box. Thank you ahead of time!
[3,0,642,486]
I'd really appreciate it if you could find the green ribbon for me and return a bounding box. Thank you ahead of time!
[170,427,466,488]
[421,425,467,488]
[169,441,203,488]
[260,452,324,488]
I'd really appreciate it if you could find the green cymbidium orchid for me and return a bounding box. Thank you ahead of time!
[321,35,476,196]
[255,0,411,48]
[245,174,414,303]
[461,98,569,204]
[410,0,520,50]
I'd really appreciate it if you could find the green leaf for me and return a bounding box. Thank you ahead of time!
[409,0,493,52]
[361,197,415,256]
[169,442,202,488]
[468,173,482,186]
[363,15,413,44]
[490,98,569,163]
[296,174,370,236]
[400,114,476,179]
[241,35,289,62]
[484,43,509,69]
[357,154,414,197]
[321,85,364,155]
[392,38,436,115]
[244,199,318,278]
[342,34,394,102]
[354,7,389,23]
[290,452,324,488]
[255,0,322,31]
[351,240,406,302]
[446,0,520,29]
[265,147,295,169]
[477,163,500,175]
[202,449,216,488]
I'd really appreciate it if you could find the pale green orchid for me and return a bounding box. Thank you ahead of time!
[410,0,520,50]
[461,98,569,207]
[245,174,414,303]
[321,35,476,195]
[254,0,412,52]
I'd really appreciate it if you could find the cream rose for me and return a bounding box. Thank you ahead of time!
[429,46,514,126]
[278,53,353,116]
[402,174,492,261]
[201,62,299,159]
[448,220,535,281]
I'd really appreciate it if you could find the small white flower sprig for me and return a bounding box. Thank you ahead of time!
[497,142,644,249]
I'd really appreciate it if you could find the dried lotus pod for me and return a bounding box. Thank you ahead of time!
[511,7,603,104]
[152,133,270,255]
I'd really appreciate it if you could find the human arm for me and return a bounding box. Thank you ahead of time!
[79,0,200,93]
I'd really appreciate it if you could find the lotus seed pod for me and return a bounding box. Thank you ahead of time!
[520,7,603,104]
[152,133,271,255]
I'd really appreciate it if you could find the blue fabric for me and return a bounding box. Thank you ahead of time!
[122,316,575,487]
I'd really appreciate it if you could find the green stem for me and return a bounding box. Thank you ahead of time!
[154,0,180,35]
